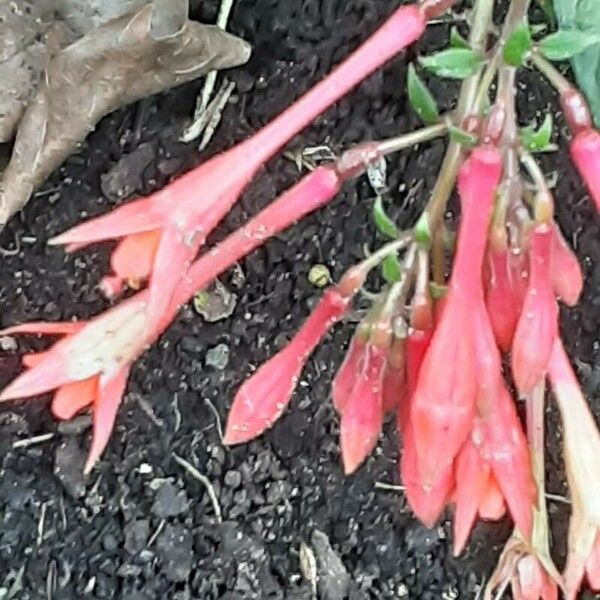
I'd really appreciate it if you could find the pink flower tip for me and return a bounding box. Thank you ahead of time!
[570,128,600,214]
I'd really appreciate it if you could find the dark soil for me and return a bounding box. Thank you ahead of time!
[1,1,599,599]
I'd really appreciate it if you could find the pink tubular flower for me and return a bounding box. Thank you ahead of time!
[381,335,406,415]
[49,4,427,325]
[548,339,600,599]
[485,247,522,352]
[409,145,502,486]
[400,327,455,527]
[570,128,600,214]
[0,298,147,472]
[340,343,387,474]
[550,224,583,307]
[453,304,534,554]
[511,224,558,395]
[332,322,369,414]
[223,276,359,445]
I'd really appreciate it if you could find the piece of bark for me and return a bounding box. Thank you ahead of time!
[0,2,251,227]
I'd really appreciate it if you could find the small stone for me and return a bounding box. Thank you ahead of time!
[151,481,189,518]
[311,529,350,600]
[117,564,143,578]
[205,343,230,370]
[193,280,237,322]
[156,524,193,582]
[308,264,331,288]
[0,336,17,352]
[124,520,150,555]
[57,414,92,435]
[224,470,241,488]
[102,534,118,552]
[53,438,86,499]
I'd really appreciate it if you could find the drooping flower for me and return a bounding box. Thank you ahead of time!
[570,128,600,214]
[49,4,428,325]
[548,339,600,599]
[410,145,502,486]
[0,298,147,472]
[340,343,387,474]
[511,224,558,395]
[550,224,583,307]
[485,247,522,352]
[382,332,407,414]
[223,273,360,445]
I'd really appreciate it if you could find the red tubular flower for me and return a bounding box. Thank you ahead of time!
[49,5,427,324]
[511,225,558,395]
[550,224,583,307]
[382,335,406,414]
[340,343,387,474]
[332,323,369,414]
[400,326,454,527]
[223,283,355,446]
[548,340,600,599]
[485,248,522,352]
[0,299,147,472]
[410,145,502,486]
[570,128,600,214]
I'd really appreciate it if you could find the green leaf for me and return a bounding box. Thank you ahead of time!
[414,212,432,247]
[419,48,485,79]
[539,29,600,60]
[407,64,440,125]
[450,27,470,49]
[503,22,533,66]
[372,196,399,238]
[448,125,478,147]
[381,254,403,284]
[554,0,600,127]
[520,114,555,152]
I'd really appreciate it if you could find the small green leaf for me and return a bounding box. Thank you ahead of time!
[520,113,555,152]
[407,64,440,125]
[539,29,600,60]
[414,212,432,247]
[450,27,470,49]
[372,196,399,238]
[429,282,448,300]
[419,48,485,79]
[503,22,533,66]
[448,125,478,147]
[381,254,403,284]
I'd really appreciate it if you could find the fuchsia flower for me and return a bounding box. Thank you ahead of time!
[400,327,455,527]
[49,4,427,326]
[485,247,523,352]
[339,343,387,474]
[223,276,359,445]
[570,128,600,214]
[550,224,583,307]
[511,224,558,395]
[453,304,535,554]
[382,336,407,414]
[548,340,600,599]
[409,145,502,487]
[0,299,148,472]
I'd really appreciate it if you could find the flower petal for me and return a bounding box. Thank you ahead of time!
[111,230,162,282]
[51,376,98,420]
[0,321,84,336]
[49,196,167,250]
[84,368,130,474]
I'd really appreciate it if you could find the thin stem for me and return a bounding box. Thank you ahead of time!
[424,0,495,230]
[530,52,572,94]
[520,149,549,193]
[376,122,448,156]
[358,232,415,274]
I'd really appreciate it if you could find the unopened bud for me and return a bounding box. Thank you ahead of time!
[561,89,593,134]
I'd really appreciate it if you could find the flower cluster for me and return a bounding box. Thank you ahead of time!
[3,2,600,598]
